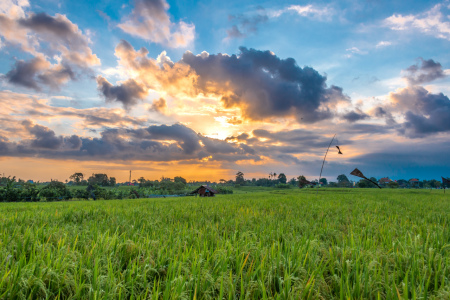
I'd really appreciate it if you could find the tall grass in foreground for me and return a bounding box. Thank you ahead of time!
[0,189,449,299]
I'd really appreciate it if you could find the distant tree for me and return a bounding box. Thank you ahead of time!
[288,177,297,186]
[88,174,109,186]
[109,177,116,186]
[40,180,71,201]
[297,175,307,188]
[138,177,146,185]
[69,173,84,185]
[236,171,245,185]
[356,179,370,188]
[357,178,379,188]
[337,174,350,187]
[337,174,349,183]
[278,173,287,184]
[319,178,328,186]
[442,178,450,189]
[433,180,441,188]
[387,181,399,189]
[397,179,408,187]
[219,179,226,185]
[174,176,187,185]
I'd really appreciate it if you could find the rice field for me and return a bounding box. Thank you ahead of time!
[0,188,449,299]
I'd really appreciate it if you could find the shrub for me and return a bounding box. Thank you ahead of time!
[275,183,291,189]
[215,186,233,194]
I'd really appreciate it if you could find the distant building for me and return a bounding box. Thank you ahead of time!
[191,185,218,197]
[379,177,392,185]
[409,178,419,187]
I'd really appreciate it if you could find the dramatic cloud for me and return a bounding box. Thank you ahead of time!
[0,12,99,67]
[403,58,446,85]
[101,42,347,123]
[0,5,99,90]
[385,4,450,40]
[150,97,167,113]
[390,86,450,138]
[181,47,348,123]
[118,0,195,48]
[22,120,63,149]
[4,55,75,91]
[342,110,369,123]
[97,75,148,108]
[226,8,268,39]
[349,140,450,178]
[371,106,396,126]
[0,122,260,164]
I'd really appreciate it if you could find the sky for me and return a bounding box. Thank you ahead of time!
[0,0,450,183]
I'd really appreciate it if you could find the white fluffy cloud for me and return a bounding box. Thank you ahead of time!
[385,4,450,40]
[118,0,195,48]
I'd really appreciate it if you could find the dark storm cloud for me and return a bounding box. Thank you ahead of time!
[15,12,99,67]
[226,133,249,141]
[240,143,255,155]
[391,86,450,138]
[65,135,82,150]
[349,140,450,179]
[181,47,347,123]
[244,128,353,158]
[145,124,201,154]
[0,122,260,163]
[372,106,396,125]
[22,120,63,149]
[276,154,302,165]
[5,58,43,90]
[342,110,369,122]
[38,64,75,89]
[96,76,147,108]
[251,128,331,146]
[200,136,241,154]
[343,123,391,135]
[4,57,75,91]
[19,13,78,41]
[0,11,99,91]
[403,58,446,85]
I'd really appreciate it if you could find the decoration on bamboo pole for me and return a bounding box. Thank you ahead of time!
[350,168,381,189]
[442,177,450,193]
[336,146,343,155]
[316,134,339,195]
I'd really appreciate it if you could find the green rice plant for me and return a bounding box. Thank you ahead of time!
[0,188,449,299]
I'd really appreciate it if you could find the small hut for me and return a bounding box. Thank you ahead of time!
[191,185,218,197]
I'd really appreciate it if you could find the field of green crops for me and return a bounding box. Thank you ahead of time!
[1,188,449,299]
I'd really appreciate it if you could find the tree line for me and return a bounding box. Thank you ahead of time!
[232,172,449,189]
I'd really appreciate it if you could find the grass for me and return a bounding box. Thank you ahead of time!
[0,188,449,299]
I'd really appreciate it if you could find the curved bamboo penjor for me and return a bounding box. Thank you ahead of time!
[316,134,336,195]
